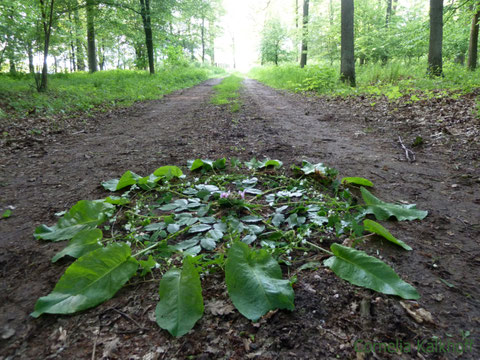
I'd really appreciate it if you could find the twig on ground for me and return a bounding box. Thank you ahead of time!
[398,136,416,162]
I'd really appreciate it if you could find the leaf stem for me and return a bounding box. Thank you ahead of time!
[304,240,333,256]
[133,226,190,258]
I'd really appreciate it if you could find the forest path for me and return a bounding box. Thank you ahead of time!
[1,78,479,359]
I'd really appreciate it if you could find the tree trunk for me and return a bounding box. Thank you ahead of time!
[300,0,309,68]
[98,43,105,71]
[295,0,299,62]
[340,0,355,87]
[27,43,35,74]
[37,0,55,92]
[386,0,392,26]
[467,4,480,71]
[428,0,443,76]
[74,0,85,71]
[86,0,97,73]
[139,0,155,74]
[201,17,206,63]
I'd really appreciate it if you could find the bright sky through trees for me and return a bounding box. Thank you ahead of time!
[215,0,427,72]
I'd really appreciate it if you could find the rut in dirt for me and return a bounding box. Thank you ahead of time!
[1,78,479,359]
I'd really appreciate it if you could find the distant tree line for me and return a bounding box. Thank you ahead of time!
[0,0,224,91]
[260,0,480,86]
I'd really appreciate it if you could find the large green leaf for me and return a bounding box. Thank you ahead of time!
[155,256,204,337]
[102,171,142,191]
[153,166,183,179]
[52,228,103,263]
[31,243,139,317]
[324,244,419,300]
[341,177,374,187]
[363,219,412,251]
[34,200,114,241]
[360,187,428,221]
[225,242,295,321]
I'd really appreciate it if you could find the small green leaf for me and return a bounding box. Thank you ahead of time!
[225,242,295,321]
[206,229,223,241]
[188,159,205,171]
[241,234,257,244]
[341,177,374,187]
[200,237,217,250]
[34,200,114,242]
[102,171,141,191]
[272,213,285,227]
[104,196,130,206]
[213,158,227,169]
[138,174,161,190]
[153,166,183,179]
[167,224,181,234]
[300,161,328,175]
[261,159,283,169]
[2,209,12,219]
[189,224,212,233]
[144,222,166,232]
[241,215,263,223]
[31,243,139,317]
[51,229,103,263]
[363,219,412,251]
[324,244,419,300]
[101,178,120,192]
[156,256,204,337]
[139,255,157,277]
[361,187,428,221]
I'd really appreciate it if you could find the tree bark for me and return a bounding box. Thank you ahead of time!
[300,0,309,68]
[467,4,480,70]
[428,0,443,76]
[386,0,392,26]
[86,0,97,73]
[27,43,35,74]
[74,0,85,71]
[37,0,55,92]
[201,17,206,63]
[340,0,355,87]
[139,0,155,74]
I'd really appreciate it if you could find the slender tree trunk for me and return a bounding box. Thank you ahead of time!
[98,42,105,70]
[209,22,215,65]
[386,0,392,26]
[295,0,299,62]
[201,17,206,63]
[340,0,355,87]
[86,0,97,73]
[428,0,443,76]
[27,43,35,74]
[467,4,480,71]
[300,0,309,68]
[74,0,85,71]
[139,0,155,74]
[37,0,55,92]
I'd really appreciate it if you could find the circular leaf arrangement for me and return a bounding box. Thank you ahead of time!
[32,157,426,336]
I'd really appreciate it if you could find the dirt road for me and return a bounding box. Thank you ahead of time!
[1,78,479,359]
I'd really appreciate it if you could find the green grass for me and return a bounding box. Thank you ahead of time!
[0,65,226,121]
[211,74,244,112]
[249,61,480,100]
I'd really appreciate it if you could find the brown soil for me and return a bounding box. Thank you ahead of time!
[1,78,479,359]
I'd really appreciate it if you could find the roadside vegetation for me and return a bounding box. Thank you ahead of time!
[0,65,225,122]
[249,62,480,100]
[210,74,244,112]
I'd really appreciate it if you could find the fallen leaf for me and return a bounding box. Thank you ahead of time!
[400,301,434,324]
[205,299,235,316]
